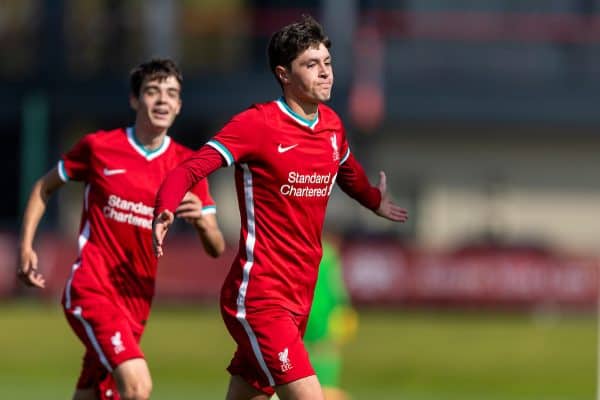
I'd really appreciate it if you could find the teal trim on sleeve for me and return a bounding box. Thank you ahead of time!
[340,148,351,165]
[207,140,234,166]
[57,160,70,182]
[202,205,217,214]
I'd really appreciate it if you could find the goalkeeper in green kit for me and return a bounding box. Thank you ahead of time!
[304,236,358,400]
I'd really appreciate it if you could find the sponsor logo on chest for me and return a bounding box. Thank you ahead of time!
[275,133,340,198]
[103,194,154,230]
[280,171,337,198]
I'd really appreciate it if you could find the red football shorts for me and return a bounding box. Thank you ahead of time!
[63,296,145,397]
[221,302,315,395]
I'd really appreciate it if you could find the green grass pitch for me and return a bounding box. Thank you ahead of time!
[0,301,595,399]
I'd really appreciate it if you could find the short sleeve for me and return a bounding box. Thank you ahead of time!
[59,134,94,182]
[190,178,216,215]
[206,106,264,166]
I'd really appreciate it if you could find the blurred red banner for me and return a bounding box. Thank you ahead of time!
[342,241,598,309]
[5,234,598,309]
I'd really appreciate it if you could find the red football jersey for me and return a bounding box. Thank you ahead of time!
[207,98,351,315]
[59,127,215,326]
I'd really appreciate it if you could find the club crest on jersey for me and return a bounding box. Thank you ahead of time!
[330,133,339,162]
[278,348,293,372]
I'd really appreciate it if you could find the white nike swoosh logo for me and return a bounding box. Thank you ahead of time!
[103,168,127,176]
[277,144,298,153]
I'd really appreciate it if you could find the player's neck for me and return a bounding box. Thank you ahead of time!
[133,124,168,151]
[282,95,318,121]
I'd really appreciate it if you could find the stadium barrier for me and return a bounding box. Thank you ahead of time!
[4,233,598,309]
[342,240,598,309]
[0,233,17,298]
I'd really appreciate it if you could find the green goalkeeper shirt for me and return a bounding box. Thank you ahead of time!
[304,241,349,342]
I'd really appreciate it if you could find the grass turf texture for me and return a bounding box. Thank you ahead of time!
[0,301,594,399]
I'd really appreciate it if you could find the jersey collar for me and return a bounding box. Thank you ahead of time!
[126,126,171,161]
[275,97,319,130]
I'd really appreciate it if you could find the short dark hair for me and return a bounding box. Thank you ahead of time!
[267,15,331,86]
[129,58,183,98]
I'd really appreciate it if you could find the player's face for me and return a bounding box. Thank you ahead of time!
[131,76,182,132]
[286,43,333,104]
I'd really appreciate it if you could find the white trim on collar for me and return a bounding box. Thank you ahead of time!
[275,98,319,130]
[126,127,171,161]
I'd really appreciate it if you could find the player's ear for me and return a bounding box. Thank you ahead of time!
[129,94,139,111]
[275,65,289,85]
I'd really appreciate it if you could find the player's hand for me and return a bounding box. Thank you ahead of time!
[375,171,408,222]
[152,210,174,258]
[17,247,46,288]
[175,192,203,224]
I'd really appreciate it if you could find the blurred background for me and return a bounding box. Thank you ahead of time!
[1,0,600,399]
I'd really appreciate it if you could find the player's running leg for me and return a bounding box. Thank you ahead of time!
[226,375,270,400]
[113,358,152,400]
[275,375,324,400]
[226,374,325,400]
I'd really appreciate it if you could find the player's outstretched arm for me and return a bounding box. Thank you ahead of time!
[152,210,174,258]
[175,192,225,258]
[18,168,65,288]
[337,153,408,223]
[374,171,408,222]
